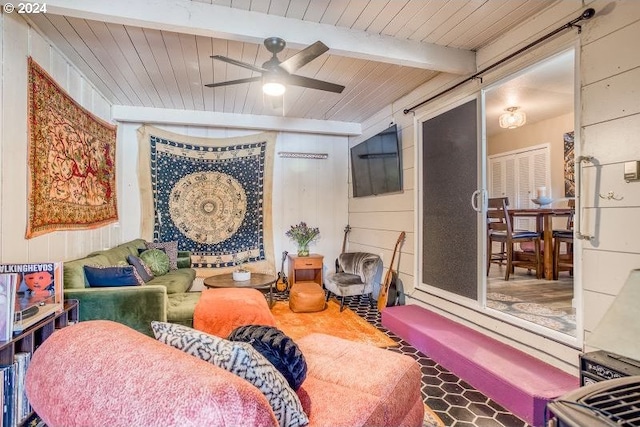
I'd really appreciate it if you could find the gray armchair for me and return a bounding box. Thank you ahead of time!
[324,252,382,311]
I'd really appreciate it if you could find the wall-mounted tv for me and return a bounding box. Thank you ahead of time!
[351,124,402,198]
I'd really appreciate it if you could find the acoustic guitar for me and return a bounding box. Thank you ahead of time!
[335,225,351,273]
[377,231,405,312]
[275,250,289,292]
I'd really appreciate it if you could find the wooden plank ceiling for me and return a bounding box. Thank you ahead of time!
[29,0,558,124]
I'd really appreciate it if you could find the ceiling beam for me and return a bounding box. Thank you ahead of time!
[111,105,362,136]
[41,0,476,75]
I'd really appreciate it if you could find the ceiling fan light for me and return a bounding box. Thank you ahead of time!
[499,106,526,129]
[262,81,286,96]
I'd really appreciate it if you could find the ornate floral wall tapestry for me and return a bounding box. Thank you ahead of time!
[137,125,276,275]
[26,57,118,238]
[564,131,575,197]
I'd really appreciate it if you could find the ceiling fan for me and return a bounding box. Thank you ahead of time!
[205,37,345,96]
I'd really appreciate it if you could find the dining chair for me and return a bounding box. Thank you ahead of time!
[487,197,542,280]
[553,199,575,279]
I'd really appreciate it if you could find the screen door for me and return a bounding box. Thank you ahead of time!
[421,99,479,299]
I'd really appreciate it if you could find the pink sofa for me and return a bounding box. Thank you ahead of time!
[26,321,424,426]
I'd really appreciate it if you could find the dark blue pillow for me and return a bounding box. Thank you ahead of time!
[227,325,307,390]
[127,255,155,282]
[84,265,142,287]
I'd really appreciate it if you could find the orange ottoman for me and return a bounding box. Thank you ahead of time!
[193,288,276,337]
[289,282,326,313]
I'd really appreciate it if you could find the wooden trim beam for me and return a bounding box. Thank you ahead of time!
[111,105,362,136]
[42,0,476,75]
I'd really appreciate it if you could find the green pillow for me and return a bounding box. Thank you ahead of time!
[139,249,170,277]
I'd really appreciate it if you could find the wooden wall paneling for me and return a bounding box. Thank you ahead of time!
[86,21,150,107]
[211,38,229,112]
[196,36,215,111]
[582,250,640,296]
[27,15,121,103]
[180,34,202,110]
[105,23,162,108]
[583,290,615,332]
[2,14,29,263]
[475,1,579,67]
[582,0,640,45]
[0,12,4,261]
[286,55,336,118]
[582,207,640,253]
[335,0,368,29]
[284,0,310,20]
[300,0,330,22]
[316,0,348,26]
[28,27,49,67]
[582,20,640,86]
[410,0,468,43]
[582,67,640,126]
[66,18,140,106]
[581,163,640,208]
[350,1,388,32]
[349,68,435,123]
[324,61,394,120]
[162,31,195,110]
[439,1,504,48]
[144,28,184,109]
[221,40,245,113]
[125,26,174,108]
[367,1,411,35]
[118,123,142,241]
[232,42,260,115]
[582,115,640,163]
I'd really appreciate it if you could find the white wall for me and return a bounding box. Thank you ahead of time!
[348,0,640,374]
[117,121,349,285]
[0,12,119,264]
[0,12,350,279]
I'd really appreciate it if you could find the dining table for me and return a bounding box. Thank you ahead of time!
[509,207,574,280]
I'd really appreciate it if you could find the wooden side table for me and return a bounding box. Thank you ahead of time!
[287,253,324,287]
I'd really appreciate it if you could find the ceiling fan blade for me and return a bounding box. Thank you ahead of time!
[211,55,265,73]
[279,41,329,74]
[205,76,261,88]
[287,75,345,94]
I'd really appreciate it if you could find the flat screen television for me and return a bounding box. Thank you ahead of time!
[350,124,402,198]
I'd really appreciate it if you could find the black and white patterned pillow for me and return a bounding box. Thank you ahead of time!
[145,241,178,270]
[151,322,308,427]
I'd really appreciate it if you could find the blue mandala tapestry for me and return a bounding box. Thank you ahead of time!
[138,126,276,273]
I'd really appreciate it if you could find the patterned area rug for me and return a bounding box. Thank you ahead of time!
[271,299,397,348]
[138,125,276,275]
[487,292,576,336]
[26,57,118,238]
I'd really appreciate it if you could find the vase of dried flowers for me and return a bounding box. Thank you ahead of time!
[286,222,320,257]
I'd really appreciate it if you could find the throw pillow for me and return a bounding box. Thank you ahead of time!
[139,249,170,277]
[145,241,178,270]
[84,265,144,287]
[228,325,307,390]
[151,322,308,427]
[127,254,155,282]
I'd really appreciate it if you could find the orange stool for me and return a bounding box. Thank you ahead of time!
[193,288,276,337]
[289,282,326,313]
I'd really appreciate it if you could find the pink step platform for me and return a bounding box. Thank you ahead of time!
[381,304,579,427]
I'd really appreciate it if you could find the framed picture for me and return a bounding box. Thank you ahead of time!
[564,131,575,197]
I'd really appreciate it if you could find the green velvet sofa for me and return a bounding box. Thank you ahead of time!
[63,239,200,336]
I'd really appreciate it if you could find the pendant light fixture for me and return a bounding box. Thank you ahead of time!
[499,106,527,129]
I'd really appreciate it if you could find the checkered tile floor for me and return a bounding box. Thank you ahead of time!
[275,291,531,427]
